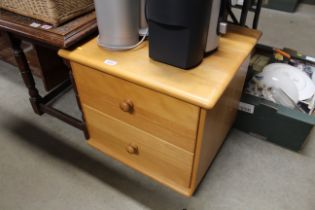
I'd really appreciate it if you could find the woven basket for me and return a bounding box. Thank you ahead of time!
[0,0,94,26]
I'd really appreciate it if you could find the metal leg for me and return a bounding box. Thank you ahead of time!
[228,4,240,25]
[253,0,263,29]
[220,0,230,23]
[240,0,251,26]
[7,33,43,115]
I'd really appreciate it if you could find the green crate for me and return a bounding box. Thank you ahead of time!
[235,94,315,151]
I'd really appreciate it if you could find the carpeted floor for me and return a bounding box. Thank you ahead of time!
[0,4,314,210]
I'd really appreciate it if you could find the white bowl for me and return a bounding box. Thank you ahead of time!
[255,70,299,103]
[263,63,315,101]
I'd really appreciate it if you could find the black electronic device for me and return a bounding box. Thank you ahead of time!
[147,0,226,69]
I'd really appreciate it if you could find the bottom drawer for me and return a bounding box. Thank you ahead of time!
[83,105,194,188]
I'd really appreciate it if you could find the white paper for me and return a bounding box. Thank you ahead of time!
[238,102,255,114]
[104,59,118,66]
[306,56,315,63]
[41,25,52,30]
[30,22,41,28]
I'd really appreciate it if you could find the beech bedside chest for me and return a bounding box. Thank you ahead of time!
[59,25,261,196]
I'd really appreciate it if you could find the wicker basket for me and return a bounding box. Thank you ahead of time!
[0,0,94,26]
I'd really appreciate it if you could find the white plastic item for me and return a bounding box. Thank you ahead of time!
[271,88,301,110]
[263,63,315,101]
[255,69,299,104]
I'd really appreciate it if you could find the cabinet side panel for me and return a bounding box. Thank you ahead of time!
[191,57,250,192]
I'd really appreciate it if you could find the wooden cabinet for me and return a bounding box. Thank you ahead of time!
[59,25,261,196]
[72,62,199,153]
[84,106,194,189]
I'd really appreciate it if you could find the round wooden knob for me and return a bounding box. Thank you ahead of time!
[126,144,138,155]
[120,100,134,113]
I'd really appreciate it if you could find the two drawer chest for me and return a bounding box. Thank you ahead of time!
[59,25,261,196]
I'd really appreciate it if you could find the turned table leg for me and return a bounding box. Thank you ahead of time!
[5,32,88,136]
[7,33,43,115]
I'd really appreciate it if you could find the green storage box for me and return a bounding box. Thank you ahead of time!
[263,0,299,12]
[235,94,315,151]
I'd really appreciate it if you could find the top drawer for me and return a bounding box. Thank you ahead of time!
[72,62,200,152]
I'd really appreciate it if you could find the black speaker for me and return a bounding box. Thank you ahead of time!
[147,0,213,69]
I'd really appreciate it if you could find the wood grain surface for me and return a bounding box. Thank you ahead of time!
[190,57,251,192]
[73,62,200,152]
[84,105,194,190]
[0,9,97,48]
[59,25,261,108]
[0,32,41,75]
[62,26,261,196]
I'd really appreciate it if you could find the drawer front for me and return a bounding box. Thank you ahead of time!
[72,62,199,153]
[84,105,194,188]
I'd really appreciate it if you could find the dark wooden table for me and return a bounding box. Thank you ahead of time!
[0,9,98,137]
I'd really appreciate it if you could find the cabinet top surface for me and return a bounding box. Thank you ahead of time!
[59,25,261,109]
